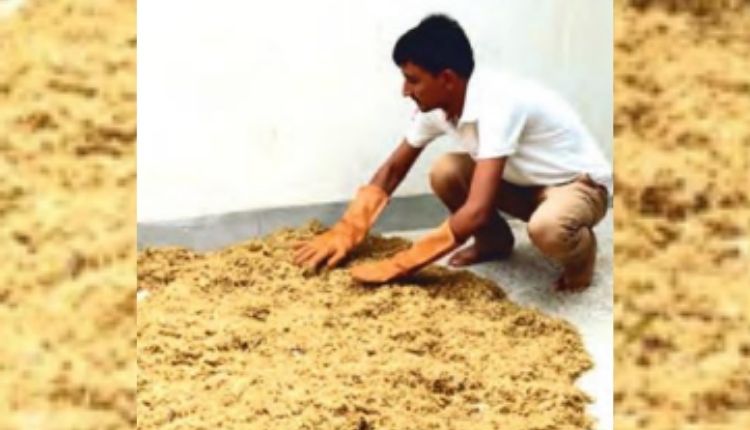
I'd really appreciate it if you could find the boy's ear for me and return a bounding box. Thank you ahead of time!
[439,69,460,89]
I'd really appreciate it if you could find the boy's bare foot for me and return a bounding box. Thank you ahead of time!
[553,270,593,292]
[553,232,597,292]
[448,239,513,267]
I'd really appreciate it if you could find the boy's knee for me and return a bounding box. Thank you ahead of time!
[429,154,467,193]
[527,214,574,257]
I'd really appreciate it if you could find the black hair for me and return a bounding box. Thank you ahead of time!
[392,14,474,79]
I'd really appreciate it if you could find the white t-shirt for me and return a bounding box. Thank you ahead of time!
[404,69,612,193]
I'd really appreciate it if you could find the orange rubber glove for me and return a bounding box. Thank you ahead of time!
[293,184,389,270]
[350,219,460,284]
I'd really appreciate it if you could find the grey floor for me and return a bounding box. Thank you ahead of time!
[387,213,613,430]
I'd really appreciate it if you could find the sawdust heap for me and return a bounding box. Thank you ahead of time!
[0,0,136,428]
[614,0,750,428]
[138,223,594,429]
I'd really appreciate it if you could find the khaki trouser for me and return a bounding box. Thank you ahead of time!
[429,153,609,268]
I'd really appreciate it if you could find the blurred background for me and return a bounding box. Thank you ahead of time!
[1,0,136,427]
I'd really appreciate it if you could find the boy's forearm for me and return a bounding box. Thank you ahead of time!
[370,163,403,195]
[447,157,507,242]
[369,140,423,195]
[448,203,494,243]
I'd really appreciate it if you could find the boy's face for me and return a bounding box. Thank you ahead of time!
[399,62,448,112]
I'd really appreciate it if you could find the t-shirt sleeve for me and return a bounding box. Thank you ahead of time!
[475,97,527,159]
[404,110,445,148]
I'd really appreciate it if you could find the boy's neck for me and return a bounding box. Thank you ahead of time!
[445,78,469,124]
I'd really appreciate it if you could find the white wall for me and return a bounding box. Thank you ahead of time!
[138,0,612,222]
